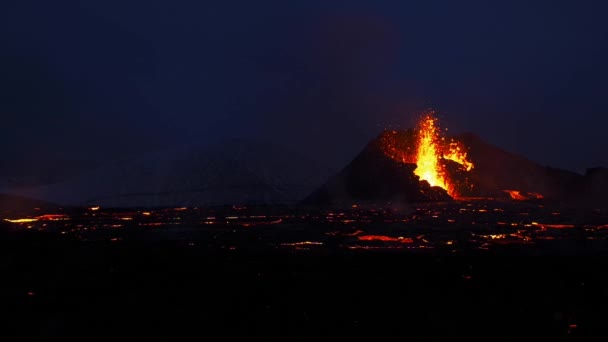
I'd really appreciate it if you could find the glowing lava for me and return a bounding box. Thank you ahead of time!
[504,190,544,201]
[380,111,475,197]
[413,112,474,196]
[357,235,413,243]
[414,114,449,190]
[443,142,474,171]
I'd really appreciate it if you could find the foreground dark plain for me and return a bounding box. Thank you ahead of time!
[2,200,608,340]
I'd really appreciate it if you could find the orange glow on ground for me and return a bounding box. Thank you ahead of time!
[4,218,38,223]
[532,223,575,229]
[504,190,527,200]
[357,235,413,243]
[36,214,69,221]
[280,241,324,246]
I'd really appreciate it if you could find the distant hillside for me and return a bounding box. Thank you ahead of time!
[6,140,330,207]
[0,193,58,213]
[454,133,583,198]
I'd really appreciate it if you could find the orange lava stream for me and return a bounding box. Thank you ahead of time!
[504,190,527,200]
[357,235,413,243]
[504,190,544,200]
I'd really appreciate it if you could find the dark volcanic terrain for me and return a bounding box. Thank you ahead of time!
[2,200,608,340]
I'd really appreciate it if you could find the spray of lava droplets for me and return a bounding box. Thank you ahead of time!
[414,112,474,196]
[414,114,448,189]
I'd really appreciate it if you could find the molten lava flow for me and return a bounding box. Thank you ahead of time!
[357,235,413,243]
[504,190,544,201]
[504,190,527,200]
[3,218,38,223]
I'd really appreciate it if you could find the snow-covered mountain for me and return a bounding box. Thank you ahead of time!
[4,140,330,207]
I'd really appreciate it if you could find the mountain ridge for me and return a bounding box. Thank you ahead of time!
[3,139,331,207]
[305,129,605,206]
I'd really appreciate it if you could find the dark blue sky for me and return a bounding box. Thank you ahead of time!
[1,0,607,172]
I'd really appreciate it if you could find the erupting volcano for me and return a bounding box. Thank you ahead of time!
[304,111,475,205]
[382,111,474,197]
[306,109,601,206]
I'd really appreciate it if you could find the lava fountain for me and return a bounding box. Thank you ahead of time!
[381,111,475,197]
[414,114,448,190]
[413,112,474,196]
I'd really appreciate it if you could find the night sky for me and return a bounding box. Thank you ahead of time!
[1,0,607,173]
